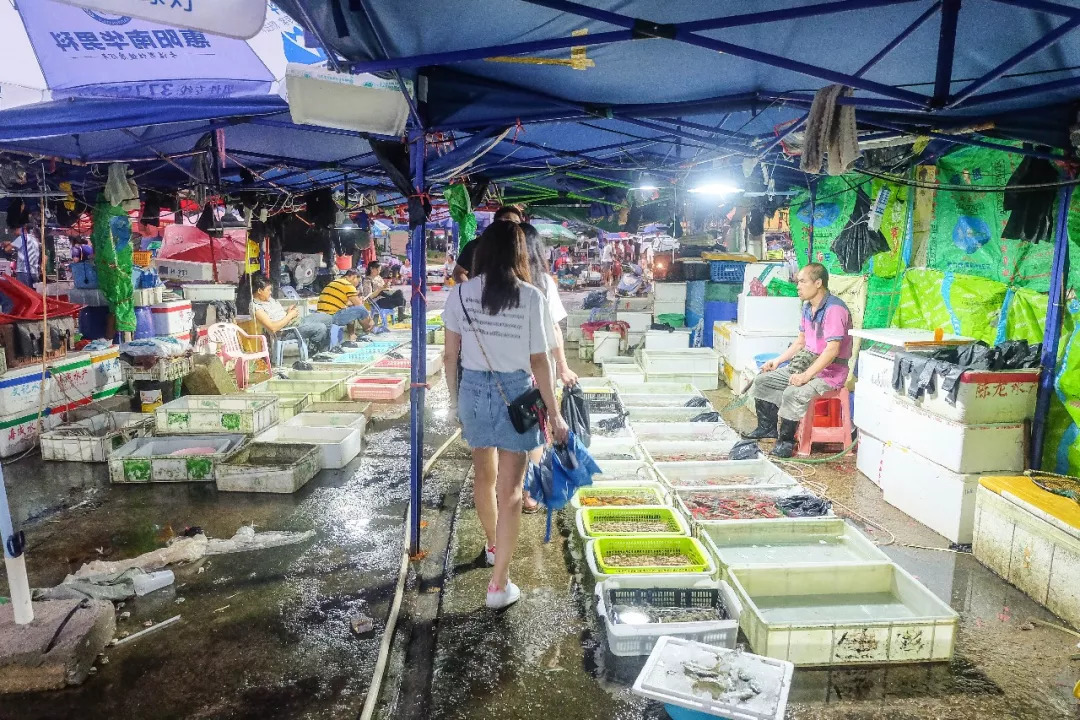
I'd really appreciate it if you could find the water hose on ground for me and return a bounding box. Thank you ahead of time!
[359,427,461,720]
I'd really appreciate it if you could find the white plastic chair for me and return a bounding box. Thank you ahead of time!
[205,322,270,389]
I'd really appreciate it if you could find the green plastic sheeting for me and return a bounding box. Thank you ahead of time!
[444,183,477,249]
[927,147,1064,291]
[91,199,135,333]
[1043,299,1080,475]
[790,176,857,275]
[765,279,797,297]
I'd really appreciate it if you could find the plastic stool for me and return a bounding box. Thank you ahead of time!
[272,327,309,366]
[796,387,852,457]
[372,306,395,334]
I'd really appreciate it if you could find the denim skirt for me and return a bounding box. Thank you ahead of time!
[458,368,544,452]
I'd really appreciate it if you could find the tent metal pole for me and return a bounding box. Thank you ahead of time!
[856,1,942,76]
[951,74,1080,108]
[1030,184,1074,470]
[291,2,344,73]
[991,0,1080,17]
[619,117,747,154]
[0,464,32,624]
[518,0,930,106]
[862,119,1064,160]
[652,117,756,142]
[408,129,427,558]
[932,0,961,107]
[948,15,1080,107]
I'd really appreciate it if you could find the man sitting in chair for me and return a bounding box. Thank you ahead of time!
[249,275,329,354]
[309,269,375,342]
[743,263,853,458]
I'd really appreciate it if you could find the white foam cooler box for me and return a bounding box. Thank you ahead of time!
[89,346,123,391]
[154,258,216,283]
[737,295,801,334]
[652,299,685,318]
[854,386,1025,474]
[617,310,652,335]
[653,281,687,305]
[878,441,1010,545]
[718,324,797,375]
[0,365,49,420]
[612,296,652,312]
[855,432,885,486]
[858,349,1040,424]
[182,284,238,302]
[644,328,691,350]
[741,262,791,294]
[47,353,94,407]
[151,300,195,336]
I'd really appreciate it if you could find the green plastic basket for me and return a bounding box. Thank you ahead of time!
[581,507,687,537]
[593,536,710,575]
[572,484,666,510]
[655,313,685,328]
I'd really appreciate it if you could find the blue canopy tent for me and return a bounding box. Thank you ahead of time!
[268,0,1080,554]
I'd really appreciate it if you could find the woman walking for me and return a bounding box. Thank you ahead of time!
[443,221,569,609]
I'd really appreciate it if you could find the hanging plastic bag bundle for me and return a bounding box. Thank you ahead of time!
[525,432,602,541]
[560,384,592,447]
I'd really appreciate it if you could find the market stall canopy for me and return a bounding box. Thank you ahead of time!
[0,0,322,139]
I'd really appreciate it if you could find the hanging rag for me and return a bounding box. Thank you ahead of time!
[104,163,139,209]
[800,85,860,176]
[1002,157,1058,243]
[830,188,891,272]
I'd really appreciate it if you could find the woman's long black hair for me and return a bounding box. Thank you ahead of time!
[519,222,551,299]
[473,220,531,314]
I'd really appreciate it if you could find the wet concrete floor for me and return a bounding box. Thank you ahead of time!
[0,378,461,720]
[425,355,1080,720]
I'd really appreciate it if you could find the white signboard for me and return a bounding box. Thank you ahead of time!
[56,0,267,40]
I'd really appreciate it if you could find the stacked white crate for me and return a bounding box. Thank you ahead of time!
[855,348,1039,544]
[712,269,800,390]
[652,282,686,321]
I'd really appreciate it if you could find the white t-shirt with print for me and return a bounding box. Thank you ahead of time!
[444,277,553,373]
[543,274,567,324]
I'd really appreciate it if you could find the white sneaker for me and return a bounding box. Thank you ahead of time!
[484,546,496,567]
[486,580,521,610]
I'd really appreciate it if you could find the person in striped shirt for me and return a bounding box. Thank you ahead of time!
[309,269,374,342]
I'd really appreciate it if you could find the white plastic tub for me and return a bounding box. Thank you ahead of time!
[644,438,742,463]
[41,412,153,463]
[611,381,702,395]
[724,326,798,375]
[590,413,635,439]
[255,425,362,469]
[591,459,660,484]
[700,518,890,571]
[678,485,831,526]
[182,284,237,302]
[617,310,652,334]
[625,406,719,422]
[854,385,1025,473]
[593,330,624,362]
[633,636,793,720]
[156,395,279,435]
[858,349,1040,424]
[630,422,740,442]
[596,576,741,657]
[619,393,706,408]
[653,282,687,304]
[285,411,367,434]
[644,329,692,351]
[570,480,669,510]
[641,348,720,377]
[728,563,958,666]
[109,434,246,483]
[654,459,797,491]
[737,296,801,335]
[644,371,719,391]
[587,436,644,461]
[242,393,310,421]
[215,442,322,494]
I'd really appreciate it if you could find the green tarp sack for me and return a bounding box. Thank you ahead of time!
[91,199,136,333]
[444,183,477,250]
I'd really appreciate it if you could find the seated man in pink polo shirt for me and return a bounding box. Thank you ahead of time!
[744,263,853,457]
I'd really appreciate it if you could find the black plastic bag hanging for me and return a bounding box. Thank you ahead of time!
[830,189,890,273]
[560,384,592,448]
[1003,157,1057,243]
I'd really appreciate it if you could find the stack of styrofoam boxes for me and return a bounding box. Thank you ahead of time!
[151,298,196,345]
[89,345,126,401]
[713,282,800,395]
[855,348,1039,545]
[47,353,95,417]
[0,366,61,457]
[653,282,686,327]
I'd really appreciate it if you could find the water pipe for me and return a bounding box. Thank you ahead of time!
[0,465,32,624]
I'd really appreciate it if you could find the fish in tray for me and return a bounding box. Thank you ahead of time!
[610,604,727,625]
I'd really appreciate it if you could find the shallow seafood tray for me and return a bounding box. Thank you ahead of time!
[246,378,345,403]
[677,486,832,525]
[654,459,797,491]
[588,436,644,461]
[108,434,246,484]
[618,393,706,408]
[591,459,660,484]
[596,577,741,657]
[285,411,367,433]
[576,506,690,539]
[611,382,703,395]
[571,481,669,510]
[728,563,958,666]
[216,442,322,494]
[632,636,793,720]
[643,439,742,463]
[624,406,720,423]
[41,411,154,463]
[631,422,739,442]
[591,413,635,439]
[700,518,890,573]
[255,425,363,470]
[586,536,716,578]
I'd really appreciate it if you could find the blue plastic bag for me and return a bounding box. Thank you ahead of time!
[525,432,602,542]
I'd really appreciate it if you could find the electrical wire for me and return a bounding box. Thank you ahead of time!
[854,166,1080,193]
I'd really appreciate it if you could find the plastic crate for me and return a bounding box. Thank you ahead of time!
[643,439,742,463]
[590,536,714,575]
[578,507,689,538]
[592,459,661,484]
[596,577,741,657]
[632,636,794,720]
[571,482,668,510]
[677,486,831,525]
[654,459,798,492]
[133,251,153,267]
[700,517,890,572]
[709,260,747,283]
[124,355,195,382]
[347,376,408,401]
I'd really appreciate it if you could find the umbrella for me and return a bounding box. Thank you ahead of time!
[0,0,321,112]
[158,225,247,262]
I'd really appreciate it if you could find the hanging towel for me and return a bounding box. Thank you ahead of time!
[801,85,860,176]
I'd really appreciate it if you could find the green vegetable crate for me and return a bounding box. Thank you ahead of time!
[586,536,714,577]
[577,507,690,539]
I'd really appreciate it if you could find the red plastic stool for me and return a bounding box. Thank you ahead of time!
[796,388,852,457]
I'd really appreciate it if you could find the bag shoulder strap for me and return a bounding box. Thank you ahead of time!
[458,286,512,407]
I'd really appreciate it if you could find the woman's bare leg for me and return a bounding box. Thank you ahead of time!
[472,447,498,549]
[491,449,528,588]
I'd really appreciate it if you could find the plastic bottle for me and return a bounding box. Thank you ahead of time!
[868,186,891,231]
[133,569,175,596]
